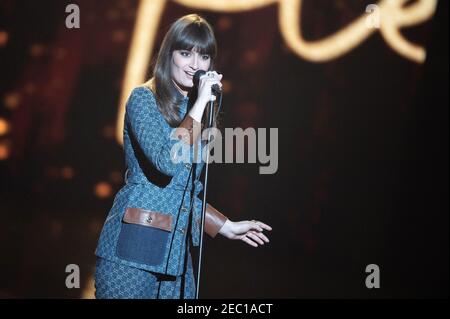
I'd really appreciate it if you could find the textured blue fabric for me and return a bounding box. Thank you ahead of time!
[94,254,195,299]
[116,223,169,265]
[95,86,205,280]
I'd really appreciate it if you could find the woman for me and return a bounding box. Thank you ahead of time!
[94,14,272,299]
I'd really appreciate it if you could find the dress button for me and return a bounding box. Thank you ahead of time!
[184,163,191,169]
[181,206,188,212]
[146,216,153,223]
[124,169,129,184]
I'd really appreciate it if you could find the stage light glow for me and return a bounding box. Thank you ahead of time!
[102,125,116,139]
[0,118,10,135]
[217,17,233,31]
[222,80,232,94]
[61,166,75,180]
[279,0,436,63]
[116,0,437,144]
[109,171,123,184]
[30,44,46,57]
[175,0,277,12]
[3,92,21,109]
[25,83,36,94]
[112,30,127,43]
[0,143,10,160]
[107,9,120,21]
[116,0,166,144]
[94,182,113,198]
[0,31,8,47]
[81,274,95,299]
[55,48,67,60]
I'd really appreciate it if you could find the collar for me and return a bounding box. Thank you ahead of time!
[178,94,189,115]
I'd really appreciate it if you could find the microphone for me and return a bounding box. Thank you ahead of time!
[193,70,222,95]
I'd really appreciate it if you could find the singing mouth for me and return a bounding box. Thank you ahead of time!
[185,71,194,77]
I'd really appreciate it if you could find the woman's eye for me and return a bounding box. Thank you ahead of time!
[202,55,210,60]
[180,51,190,57]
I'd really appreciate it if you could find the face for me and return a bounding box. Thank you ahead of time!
[171,48,211,95]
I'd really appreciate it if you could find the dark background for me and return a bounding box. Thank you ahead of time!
[0,0,447,298]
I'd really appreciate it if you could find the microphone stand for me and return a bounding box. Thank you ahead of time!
[195,94,217,299]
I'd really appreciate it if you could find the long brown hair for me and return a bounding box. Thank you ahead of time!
[145,14,217,127]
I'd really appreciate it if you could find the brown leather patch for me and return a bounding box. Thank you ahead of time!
[123,208,172,232]
[205,204,228,238]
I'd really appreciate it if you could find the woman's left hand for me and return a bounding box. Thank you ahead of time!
[219,219,272,247]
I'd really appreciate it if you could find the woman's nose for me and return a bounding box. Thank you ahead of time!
[190,54,198,69]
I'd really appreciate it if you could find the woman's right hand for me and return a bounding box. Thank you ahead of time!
[197,71,223,104]
[189,71,223,122]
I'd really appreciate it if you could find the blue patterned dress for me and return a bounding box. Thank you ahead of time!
[94,86,205,299]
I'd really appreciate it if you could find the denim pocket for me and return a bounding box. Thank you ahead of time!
[116,208,172,266]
